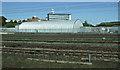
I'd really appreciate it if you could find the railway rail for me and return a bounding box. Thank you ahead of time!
[3,40,120,44]
[2,33,120,38]
[1,47,119,58]
[2,44,119,52]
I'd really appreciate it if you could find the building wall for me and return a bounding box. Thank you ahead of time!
[48,14,71,21]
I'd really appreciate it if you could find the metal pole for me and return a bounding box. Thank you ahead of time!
[88,54,91,63]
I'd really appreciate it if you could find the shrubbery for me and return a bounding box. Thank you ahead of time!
[83,21,93,27]
[3,20,23,28]
[4,22,19,28]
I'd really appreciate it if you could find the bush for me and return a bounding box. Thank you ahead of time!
[5,22,19,28]
[83,21,93,27]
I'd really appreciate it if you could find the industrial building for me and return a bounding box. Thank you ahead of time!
[46,9,71,21]
[16,19,83,33]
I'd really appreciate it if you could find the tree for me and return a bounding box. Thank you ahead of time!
[84,20,88,24]
[0,16,7,26]
[23,20,26,22]
[18,20,22,24]
[14,20,17,23]
[5,22,19,28]
[4,20,19,28]
[83,20,93,27]
[10,20,13,23]
[83,20,88,26]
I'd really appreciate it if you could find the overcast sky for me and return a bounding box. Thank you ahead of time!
[1,0,120,2]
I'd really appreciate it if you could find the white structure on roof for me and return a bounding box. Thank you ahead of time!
[16,19,83,33]
[50,8,55,14]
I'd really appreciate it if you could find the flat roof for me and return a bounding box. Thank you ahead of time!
[48,13,71,15]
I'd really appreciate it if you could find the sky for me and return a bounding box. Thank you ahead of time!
[1,1,119,25]
[2,2,118,25]
[1,0,120,2]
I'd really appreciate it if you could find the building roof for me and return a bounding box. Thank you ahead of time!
[18,19,83,29]
[48,13,71,15]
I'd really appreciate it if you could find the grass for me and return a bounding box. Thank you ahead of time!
[2,53,119,68]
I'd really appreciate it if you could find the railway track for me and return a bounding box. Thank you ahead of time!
[3,40,120,44]
[1,47,119,58]
[2,44,119,52]
[2,33,120,38]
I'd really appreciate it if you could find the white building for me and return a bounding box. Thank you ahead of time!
[16,19,83,33]
[46,9,71,21]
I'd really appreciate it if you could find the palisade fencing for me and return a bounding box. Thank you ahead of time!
[1,27,119,34]
[78,27,119,34]
[1,28,16,32]
[17,29,75,33]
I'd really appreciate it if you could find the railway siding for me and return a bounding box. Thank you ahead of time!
[2,40,120,44]
[1,47,119,59]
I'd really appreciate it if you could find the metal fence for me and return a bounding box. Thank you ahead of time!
[1,26,119,34]
[79,27,119,34]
